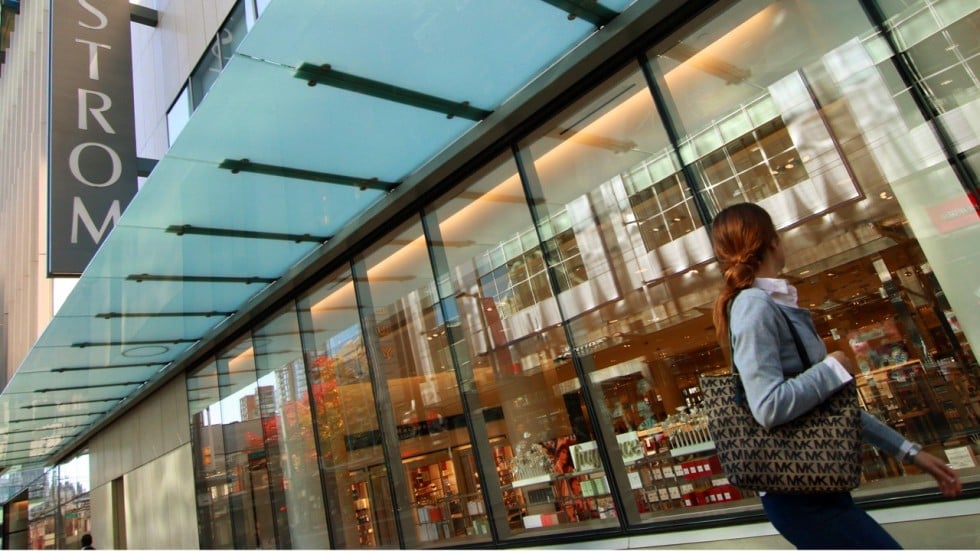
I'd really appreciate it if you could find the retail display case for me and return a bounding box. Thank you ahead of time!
[404,448,491,544]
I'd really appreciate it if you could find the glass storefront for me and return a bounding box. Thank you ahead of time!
[185,0,979,547]
[17,453,91,550]
[188,314,330,549]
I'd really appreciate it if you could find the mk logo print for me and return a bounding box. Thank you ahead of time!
[699,374,862,493]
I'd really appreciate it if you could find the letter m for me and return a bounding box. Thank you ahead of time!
[72,197,121,244]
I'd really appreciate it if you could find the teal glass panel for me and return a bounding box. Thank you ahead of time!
[237,0,596,108]
[169,56,475,184]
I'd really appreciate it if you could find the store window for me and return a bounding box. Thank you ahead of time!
[517,61,728,523]
[251,305,331,548]
[57,453,90,550]
[187,334,300,549]
[27,468,57,549]
[296,268,399,548]
[187,362,234,548]
[355,219,493,547]
[5,492,29,549]
[17,453,91,549]
[424,154,620,539]
[659,0,980,514]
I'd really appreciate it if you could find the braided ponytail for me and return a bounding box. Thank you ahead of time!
[711,203,778,346]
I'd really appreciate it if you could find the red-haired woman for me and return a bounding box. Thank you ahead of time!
[710,202,960,548]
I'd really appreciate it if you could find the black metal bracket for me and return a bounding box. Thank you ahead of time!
[295,62,492,121]
[166,223,331,244]
[51,362,170,372]
[126,273,277,284]
[72,337,199,348]
[539,0,618,26]
[219,158,400,192]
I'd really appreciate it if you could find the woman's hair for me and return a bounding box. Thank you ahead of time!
[710,203,778,345]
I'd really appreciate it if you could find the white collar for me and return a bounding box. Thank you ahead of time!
[753,277,799,308]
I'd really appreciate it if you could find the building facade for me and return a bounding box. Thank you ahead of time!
[1,0,979,549]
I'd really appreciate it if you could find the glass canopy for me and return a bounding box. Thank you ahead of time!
[0,0,635,471]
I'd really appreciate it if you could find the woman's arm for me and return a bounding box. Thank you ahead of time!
[862,410,962,496]
[730,293,851,428]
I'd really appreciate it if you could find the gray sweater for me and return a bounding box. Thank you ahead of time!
[730,287,909,459]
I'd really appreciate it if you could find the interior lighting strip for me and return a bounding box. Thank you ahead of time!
[219,158,400,191]
[166,224,332,243]
[294,62,492,121]
[539,0,618,25]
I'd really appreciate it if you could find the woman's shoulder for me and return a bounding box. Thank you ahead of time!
[731,288,779,324]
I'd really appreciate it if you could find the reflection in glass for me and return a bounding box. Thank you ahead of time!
[298,268,398,548]
[27,469,57,549]
[189,37,222,109]
[357,219,489,547]
[426,154,618,538]
[252,305,330,547]
[188,362,234,548]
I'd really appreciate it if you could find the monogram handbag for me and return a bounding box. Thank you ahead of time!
[699,307,863,493]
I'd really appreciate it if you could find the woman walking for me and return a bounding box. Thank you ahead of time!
[710,202,961,549]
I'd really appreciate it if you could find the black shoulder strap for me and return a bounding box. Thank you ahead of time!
[777,307,813,368]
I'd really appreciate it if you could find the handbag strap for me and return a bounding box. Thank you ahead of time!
[727,293,813,402]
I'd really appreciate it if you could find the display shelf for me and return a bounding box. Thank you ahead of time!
[669,441,716,458]
[511,473,553,488]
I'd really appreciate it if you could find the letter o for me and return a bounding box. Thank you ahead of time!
[69,142,121,188]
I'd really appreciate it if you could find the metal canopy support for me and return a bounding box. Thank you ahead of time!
[9,413,103,423]
[295,62,493,121]
[97,310,234,319]
[72,338,200,349]
[37,383,145,393]
[539,0,618,26]
[23,398,124,407]
[166,224,331,244]
[52,362,170,373]
[219,158,400,191]
[126,273,277,284]
[129,4,158,27]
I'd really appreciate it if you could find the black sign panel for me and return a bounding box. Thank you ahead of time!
[48,0,137,275]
